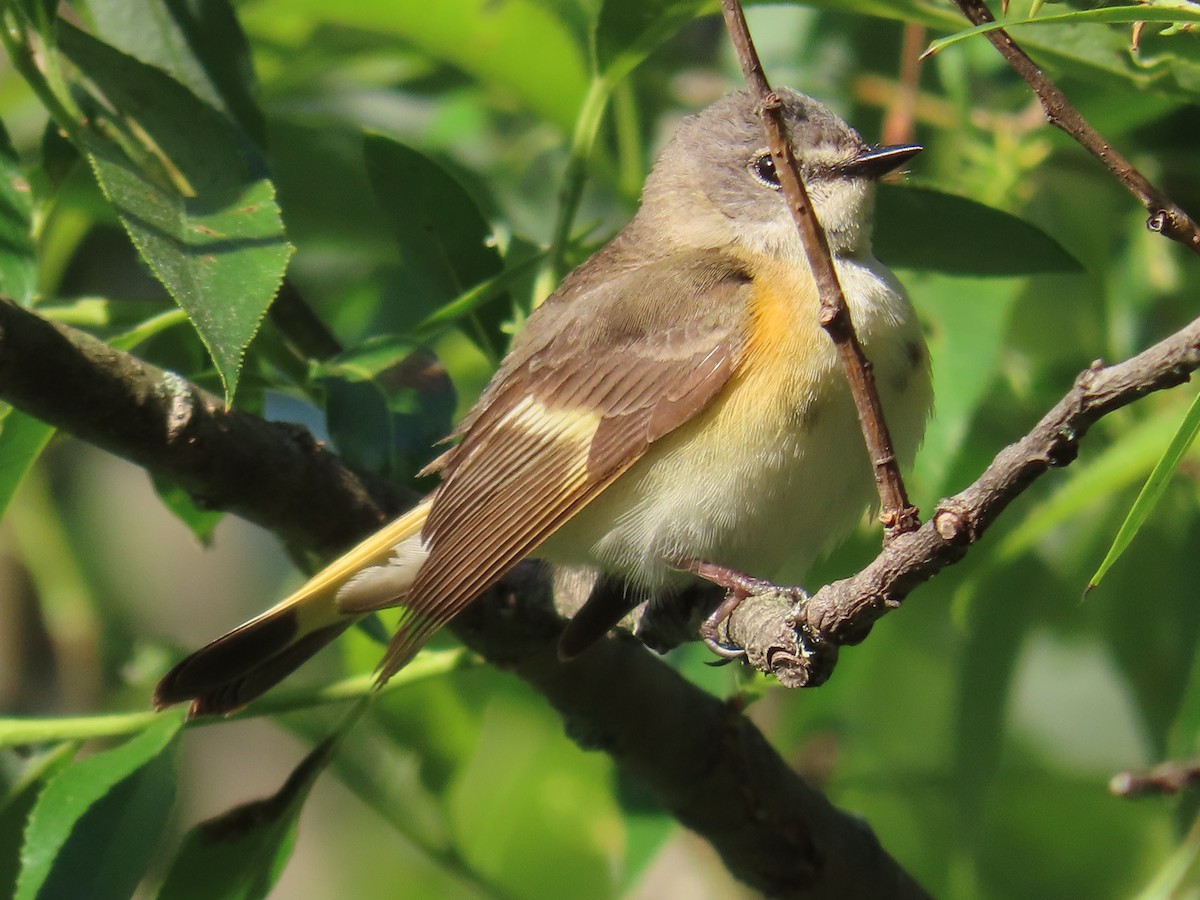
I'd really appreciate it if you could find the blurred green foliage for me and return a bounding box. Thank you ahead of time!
[0,0,1199,897]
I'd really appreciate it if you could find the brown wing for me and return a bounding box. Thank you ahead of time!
[377,252,754,677]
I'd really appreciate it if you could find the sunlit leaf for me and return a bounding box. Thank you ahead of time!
[1088,387,1200,592]
[271,0,590,132]
[594,0,707,82]
[0,406,54,520]
[15,713,183,900]
[0,120,35,305]
[924,5,1200,58]
[57,22,291,402]
[78,0,264,143]
[0,744,77,900]
[1131,812,1200,900]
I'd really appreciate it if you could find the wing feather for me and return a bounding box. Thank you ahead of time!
[378,252,755,677]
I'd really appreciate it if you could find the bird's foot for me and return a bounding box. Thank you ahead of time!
[675,559,793,660]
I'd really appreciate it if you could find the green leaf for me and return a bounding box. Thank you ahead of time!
[0,120,36,305]
[875,185,1081,276]
[907,274,1022,495]
[154,736,335,900]
[57,22,291,402]
[756,0,963,30]
[593,0,707,82]
[85,146,289,402]
[273,0,590,132]
[974,763,1171,897]
[924,5,1200,58]
[78,0,265,145]
[55,21,261,193]
[314,339,456,484]
[0,745,77,900]
[9,0,58,33]
[447,692,622,899]
[413,251,545,336]
[1088,387,1200,591]
[1168,643,1200,759]
[1132,813,1200,900]
[949,563,1042,839]
[281,714,455,870]
[593,0,965,82]
[15,713,183,900]
[363,135,506,358]
[994,407,1183,563]
[0,407,55,520]
[150,474,225,545]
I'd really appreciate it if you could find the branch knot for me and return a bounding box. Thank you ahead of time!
[933,504,972,544]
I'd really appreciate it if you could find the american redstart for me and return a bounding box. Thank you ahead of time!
[155,88,931,716]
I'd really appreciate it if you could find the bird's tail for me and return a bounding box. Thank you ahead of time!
[154,500,432,717]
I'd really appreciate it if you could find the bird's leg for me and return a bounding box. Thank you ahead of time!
[675,559,783,659]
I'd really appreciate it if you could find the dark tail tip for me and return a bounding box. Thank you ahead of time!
[154,614,351,717]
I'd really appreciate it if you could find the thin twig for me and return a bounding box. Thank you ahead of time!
[1110,758,1200,798]
[881,22,926,147]
[949,0,1200,252]
[719,0,918,537]
[0,297,410,557]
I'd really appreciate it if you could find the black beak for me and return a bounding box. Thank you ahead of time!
[839,143,922,179]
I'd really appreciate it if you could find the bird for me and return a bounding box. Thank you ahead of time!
[154,88,932,717]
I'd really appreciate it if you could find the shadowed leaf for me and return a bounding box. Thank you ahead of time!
[154,736,336,900]
[15,713,183,900]
[876,185,1081,276]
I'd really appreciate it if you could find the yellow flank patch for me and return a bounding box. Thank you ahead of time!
[718,254,827,425]
[503,395,602,447]
[607,255,825,485]
[744,257,823,369]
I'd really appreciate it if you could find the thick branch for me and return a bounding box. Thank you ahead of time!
[719,0,918,535]
[0,296,927,898]
[724,316,1200,687]
[949,0,1200,252]
[0,298,407,557]
[457,563,929,898]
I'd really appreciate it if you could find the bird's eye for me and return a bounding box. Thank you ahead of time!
[749,151,781,189]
